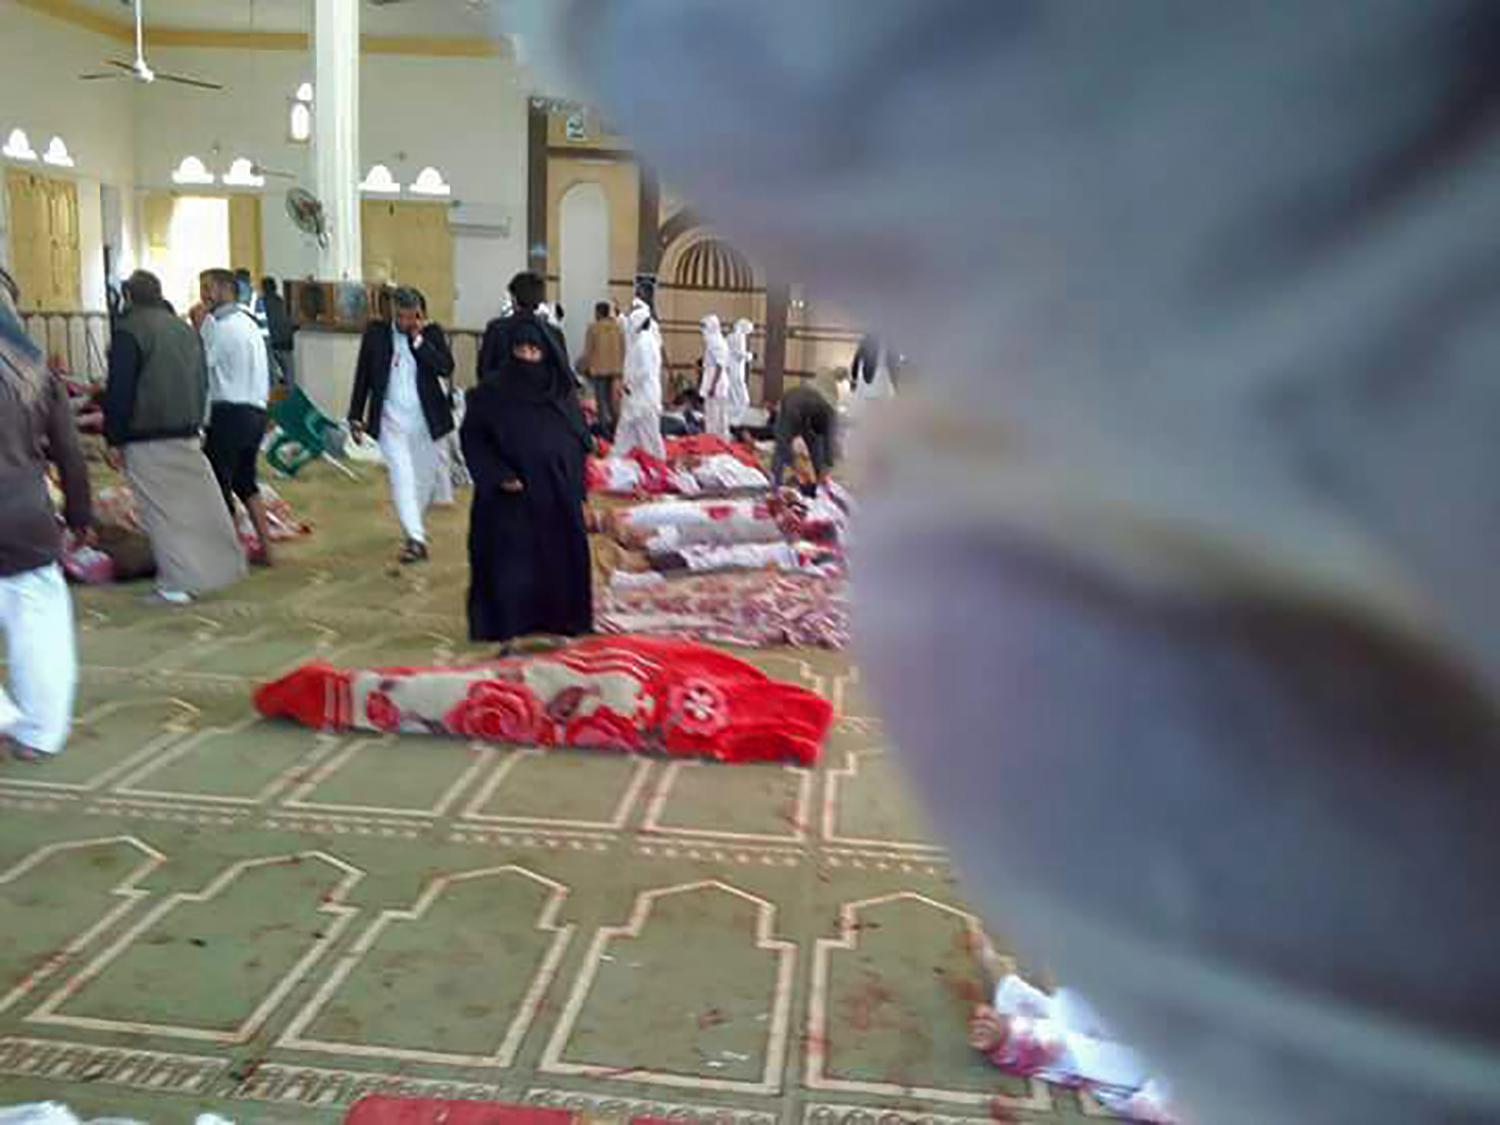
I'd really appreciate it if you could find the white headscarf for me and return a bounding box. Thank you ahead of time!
[729,317,753,358]
[628,299,655,337]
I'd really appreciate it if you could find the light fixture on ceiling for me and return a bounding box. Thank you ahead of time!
[42,137,75,167]
[171,155,215,185]
[408,166,451,197]
[359,163,400,194]
[3,128,37,162]
[223,157,265,187]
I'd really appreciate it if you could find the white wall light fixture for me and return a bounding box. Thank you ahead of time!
[2,128,37,161]
[223,157,265,187]
[296,81,313,103]
[42,136,74,168]
[408,166,451,197]
[171,155,215,186]
[359,163,400,194]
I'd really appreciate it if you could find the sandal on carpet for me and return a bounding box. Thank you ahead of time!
[7,740,48,764]
[398,539,429,565]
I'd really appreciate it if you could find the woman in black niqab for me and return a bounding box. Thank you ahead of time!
[460,321,593,643]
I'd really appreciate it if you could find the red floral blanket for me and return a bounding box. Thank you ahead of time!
[254,635,832,765]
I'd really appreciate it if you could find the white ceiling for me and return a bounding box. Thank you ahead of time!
[72,0,504,39]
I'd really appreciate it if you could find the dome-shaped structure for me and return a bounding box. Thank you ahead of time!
[674,237,756,292]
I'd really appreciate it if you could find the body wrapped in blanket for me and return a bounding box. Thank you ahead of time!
[587,435,769,496]
[254,635,832,765]
[597,571,850,650]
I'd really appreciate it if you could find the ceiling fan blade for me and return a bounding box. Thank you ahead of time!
[79,72,127,80]
[104,58,138,72]
[157,73,225,91]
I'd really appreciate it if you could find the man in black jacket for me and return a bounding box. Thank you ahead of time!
[104,270,246,602]
[476,271,574,386]
[348,286,456,563]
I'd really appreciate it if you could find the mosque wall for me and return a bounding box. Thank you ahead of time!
[132,43,529,327]
[0,8,136,311]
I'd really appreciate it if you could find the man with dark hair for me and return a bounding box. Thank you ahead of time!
[106,270,246,603]
[769,382,838,493]
[348,285,457,563]
[478,271,578,394]
[579,299,626,436]
[201,268,274,568]
[233,267,254,311]
[259,276,296,386]
[508,270,545,313]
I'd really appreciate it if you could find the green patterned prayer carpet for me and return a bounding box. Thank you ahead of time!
[0,468,1103,1123]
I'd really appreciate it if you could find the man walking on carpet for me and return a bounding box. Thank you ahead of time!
[0,266,92,761]
[105,270,247,603]
[348,286,457,565]
[201,268,275,569]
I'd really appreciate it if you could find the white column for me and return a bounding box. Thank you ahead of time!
[314,0,360,279]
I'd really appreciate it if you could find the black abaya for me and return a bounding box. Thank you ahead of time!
[461,379,593,643]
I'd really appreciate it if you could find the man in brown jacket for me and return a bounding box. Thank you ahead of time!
[578,300,626,437]
[0,267,92,761]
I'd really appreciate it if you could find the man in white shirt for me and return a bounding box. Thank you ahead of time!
[200,268,273,567]
[347,287,457,564]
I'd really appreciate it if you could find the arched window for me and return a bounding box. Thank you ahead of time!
[359,163,400,194]
[171,155,215,186]
[289,101,312,143]
[2,128,37,161]
[408,166,450,196]
[223,158,264,187]
[41,136,74,168]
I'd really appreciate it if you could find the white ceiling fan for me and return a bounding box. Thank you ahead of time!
[79,0,225,91]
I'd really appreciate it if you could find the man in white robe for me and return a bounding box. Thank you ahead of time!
[727,317,754,425]
[698,314,733,438]
[614,300,667,461]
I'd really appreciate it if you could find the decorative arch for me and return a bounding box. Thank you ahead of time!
[675,238,755,292]
[657,207,701,253]
[660,229,760,293]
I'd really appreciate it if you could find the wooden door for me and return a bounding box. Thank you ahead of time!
[394,202,453,325]
[359,200,453,324]
[5,169,79,310]
[228,194,263,282]
[46,177,81,311]
[361,199,398,286]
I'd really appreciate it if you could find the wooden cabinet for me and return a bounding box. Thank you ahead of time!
[5,169,80,311]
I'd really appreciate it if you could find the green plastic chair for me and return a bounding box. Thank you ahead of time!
[265,385,358,479]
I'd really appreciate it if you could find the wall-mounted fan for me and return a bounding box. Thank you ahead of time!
[79,0,224,90]
[286,187,329,248]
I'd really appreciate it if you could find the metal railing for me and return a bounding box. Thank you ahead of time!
[18,310,110,384]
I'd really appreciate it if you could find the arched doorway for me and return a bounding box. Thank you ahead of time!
[558,182,609,352]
